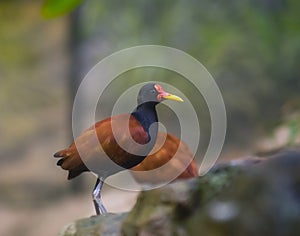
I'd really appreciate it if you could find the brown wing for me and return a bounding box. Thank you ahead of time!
[54,114,149,179]
[130,132,198,184]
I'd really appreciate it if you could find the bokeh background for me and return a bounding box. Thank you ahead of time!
[1,0,299,235]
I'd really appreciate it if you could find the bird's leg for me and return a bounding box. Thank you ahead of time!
[92,178,107,215]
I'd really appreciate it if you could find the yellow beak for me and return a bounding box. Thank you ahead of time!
[162,93,184,102]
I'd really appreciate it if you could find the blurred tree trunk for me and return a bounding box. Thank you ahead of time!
[68,7,85,193]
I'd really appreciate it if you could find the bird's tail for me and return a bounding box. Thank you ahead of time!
[54,149,72,168]
[54,148,88,180]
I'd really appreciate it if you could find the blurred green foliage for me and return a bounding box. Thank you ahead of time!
[42,0,83,18]
[0,1,67,157]
[288,118,300,145]
[76,0,300,145]
[10,0,300,149]
[42,0,300,145]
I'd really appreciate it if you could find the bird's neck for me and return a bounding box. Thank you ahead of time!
[131,102,158,136]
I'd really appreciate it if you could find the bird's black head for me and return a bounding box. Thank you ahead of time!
[137,83,183,106]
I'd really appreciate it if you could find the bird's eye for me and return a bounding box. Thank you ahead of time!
[150,89,156,94]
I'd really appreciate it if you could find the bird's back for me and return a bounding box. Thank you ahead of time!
[55,114,150,179]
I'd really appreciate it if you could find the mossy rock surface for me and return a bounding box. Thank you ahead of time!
[60,213,127,236]
[60,150,300,236]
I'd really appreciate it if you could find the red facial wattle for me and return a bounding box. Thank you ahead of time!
[155,84,184,102]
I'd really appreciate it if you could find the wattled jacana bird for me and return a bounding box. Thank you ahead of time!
[130,132,198,185]
[54,83,183,215]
